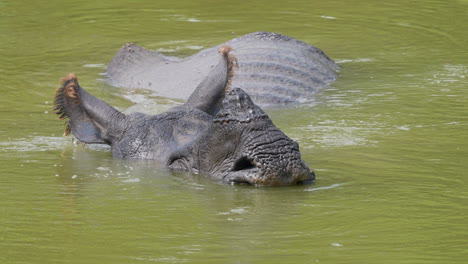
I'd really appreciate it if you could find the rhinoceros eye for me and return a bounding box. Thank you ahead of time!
[232,157,256,171]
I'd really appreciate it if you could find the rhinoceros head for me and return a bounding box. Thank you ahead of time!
[54,46,314,186]
[168,87,314,185]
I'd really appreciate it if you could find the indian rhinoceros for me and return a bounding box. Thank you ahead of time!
[106,31,338,106]
[55,46,314,186]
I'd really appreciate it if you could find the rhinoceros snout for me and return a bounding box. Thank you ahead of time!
[224,158,315,186]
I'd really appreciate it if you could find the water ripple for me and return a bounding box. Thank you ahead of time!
[304,183,346,192]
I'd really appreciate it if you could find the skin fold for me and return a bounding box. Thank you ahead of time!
[106,31,339,106]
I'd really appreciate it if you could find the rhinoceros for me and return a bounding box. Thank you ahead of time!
[55,46,314,186]
[106,31,338,106]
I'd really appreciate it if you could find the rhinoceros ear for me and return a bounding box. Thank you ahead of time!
[184,45,237,116]
[54,73,128,144]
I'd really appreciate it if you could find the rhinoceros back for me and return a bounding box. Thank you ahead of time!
[106,31,338,106]
[223,32,338,105]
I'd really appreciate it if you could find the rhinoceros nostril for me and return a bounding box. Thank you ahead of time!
[232,157,256,171]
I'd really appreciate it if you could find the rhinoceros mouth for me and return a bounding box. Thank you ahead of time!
[223,156,316,186]
[224,171,258,185]
[224,170,315,186]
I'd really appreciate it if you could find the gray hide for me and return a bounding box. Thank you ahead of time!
[55,49,314,186]
[106,31,339,106]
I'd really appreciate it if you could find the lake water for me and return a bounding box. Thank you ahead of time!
[1,0,467,263]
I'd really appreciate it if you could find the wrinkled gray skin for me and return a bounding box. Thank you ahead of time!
[106,31,338,106]
[55,50,314,186]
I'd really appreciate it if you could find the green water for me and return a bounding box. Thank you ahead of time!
[1,0,467,263]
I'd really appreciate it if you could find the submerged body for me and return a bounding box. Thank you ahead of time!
[106,31,338,106]
[56,47,314,186]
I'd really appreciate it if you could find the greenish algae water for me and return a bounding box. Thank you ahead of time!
[0,0,467,263]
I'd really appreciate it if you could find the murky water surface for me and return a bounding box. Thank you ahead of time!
[1,1,467,263]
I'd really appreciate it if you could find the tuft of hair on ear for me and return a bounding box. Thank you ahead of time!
[53,73,80,136]
[218,45,238,92]
[218,44,232,56]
